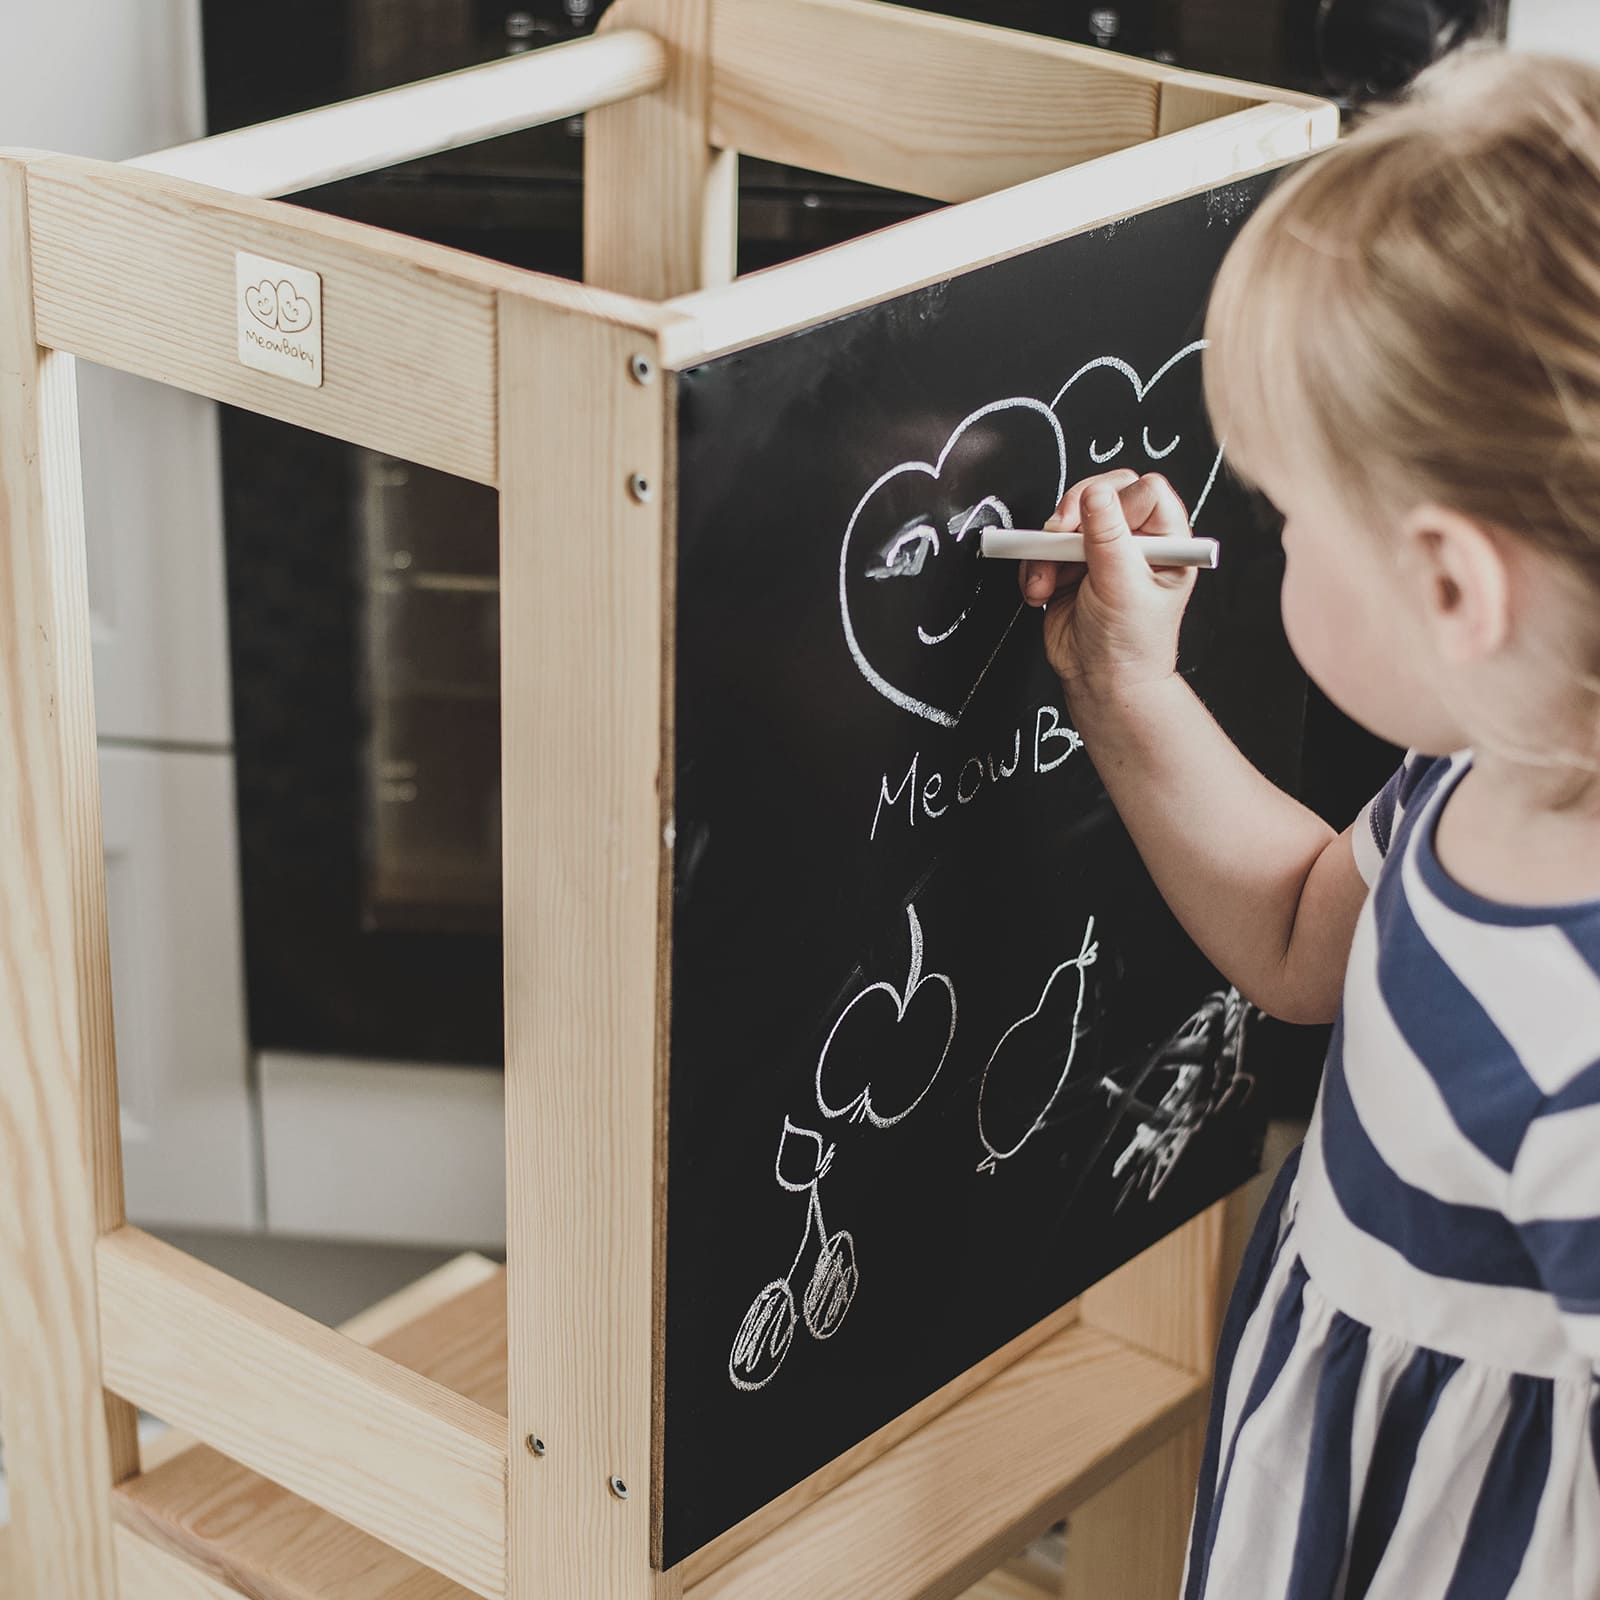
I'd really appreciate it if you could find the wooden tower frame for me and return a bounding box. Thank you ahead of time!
[0,3,1336,1596]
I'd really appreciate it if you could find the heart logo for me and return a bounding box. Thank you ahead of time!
[274,279,314,333]
[1050,341,1225,524]
[815,902,957,1128]
[243,278,315,334]
[840,398,1067,728]
[244,280,281,329]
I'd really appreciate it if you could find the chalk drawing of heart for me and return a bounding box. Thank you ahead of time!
[244,280,281,329]
[840,398,1066,728]
[1051,341,1225,523]
[274,279,314,333]
[815,902,957,1129]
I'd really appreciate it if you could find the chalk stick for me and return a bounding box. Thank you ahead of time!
[979,528,1219,568]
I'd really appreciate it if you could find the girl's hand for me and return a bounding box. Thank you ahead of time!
[1018,470,1200,696]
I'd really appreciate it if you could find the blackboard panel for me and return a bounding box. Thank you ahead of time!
[664,171,1296,1565]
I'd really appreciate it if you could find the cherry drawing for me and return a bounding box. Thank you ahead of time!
[728,1117,861,1393]
[815,902,957,1129]
[975,916,1100,1173]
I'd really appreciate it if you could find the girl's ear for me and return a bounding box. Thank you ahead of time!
[1396,503,1511,664]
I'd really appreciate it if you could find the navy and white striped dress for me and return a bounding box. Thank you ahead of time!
[1185,752,1600,1599]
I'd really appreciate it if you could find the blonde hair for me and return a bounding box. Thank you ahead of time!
[1204,48,1600,587]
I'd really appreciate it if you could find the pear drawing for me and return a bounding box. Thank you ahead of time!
[976,916,1099,1173]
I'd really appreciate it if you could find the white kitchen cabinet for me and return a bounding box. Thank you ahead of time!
[5,0,232,749]
[101,746,256,1230]
[81,369,233,746]
[260,1055,505,1248]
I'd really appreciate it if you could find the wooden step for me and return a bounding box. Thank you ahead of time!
[110,1259,1200,1600]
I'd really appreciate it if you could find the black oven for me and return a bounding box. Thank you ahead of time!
[205,0,1495,1068]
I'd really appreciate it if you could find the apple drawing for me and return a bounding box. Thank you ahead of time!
[976,915,1100,1173]
[1049,341,1225,525]
[815,902,958,1129]
[840,397,1067,727]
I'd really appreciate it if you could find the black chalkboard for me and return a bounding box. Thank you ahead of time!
[663,172,1297,1564]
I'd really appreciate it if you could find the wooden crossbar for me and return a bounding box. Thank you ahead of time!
[128,30,669,200]
[661,100,1338,365]
[19,154,682,486]
[705,0,1321,205]
[95,1229,509,1600]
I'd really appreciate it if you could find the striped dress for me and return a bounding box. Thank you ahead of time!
[1184,751,1600,1600]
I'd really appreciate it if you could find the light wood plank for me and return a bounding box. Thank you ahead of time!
[688,1323,1205,1600]
[0,151,123,1600]
[114,1273,511,1600]
[680,1297,1082,1584]
[711,0,1162,203]
[586,0,730,298]
[337,1251,501,1347]
[107,1280,1197,1600]
[96,1229,507,1600]
[129,31,668,199]
[115,1524,249,1600]
[958,1568,1053,1600]
[662,101,1338,365]
[1082,1204,1226,1375]
[136,1251,503,1473]
[1158,80,1258,136]
[499,299,676,1597]
[19,155,684,485]
[1058,1419,1204,1600]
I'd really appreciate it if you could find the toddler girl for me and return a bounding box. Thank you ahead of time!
[1021,48,1600,1599]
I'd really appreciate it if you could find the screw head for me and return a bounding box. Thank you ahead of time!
[609,1475,630,1500]
[627,472,654,504]
[629,352,656,385]
[525,1434,546,1456]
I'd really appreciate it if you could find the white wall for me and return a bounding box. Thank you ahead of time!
[1508,0,1600,62]
[1,1,257,1232]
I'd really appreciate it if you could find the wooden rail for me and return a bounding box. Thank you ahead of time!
[96,1229,509,1600]
[128,30,668,200]
[19,155,681,485]
[663,101,1338,364]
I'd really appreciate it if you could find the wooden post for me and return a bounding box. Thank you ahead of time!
[498,291,681,1599]
[584,0,736,298]
[0,151,137,1600]
[1062,1194,1251,1595]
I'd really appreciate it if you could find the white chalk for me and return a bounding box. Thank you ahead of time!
[979,528,1219,568]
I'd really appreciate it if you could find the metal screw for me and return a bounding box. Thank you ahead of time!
[609,1475,630,1500]
[525,1434,546,1456]
[628,472,654,504]
[629,352,656,386]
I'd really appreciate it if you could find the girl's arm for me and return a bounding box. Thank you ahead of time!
[1023,471,1367,1025]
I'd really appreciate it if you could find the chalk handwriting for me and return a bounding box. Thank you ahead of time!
[869,705,1083,843]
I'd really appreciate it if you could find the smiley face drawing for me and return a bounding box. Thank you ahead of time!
[1049,340,1225,524]
[839,398,1067,729]
[243,278,315,335]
